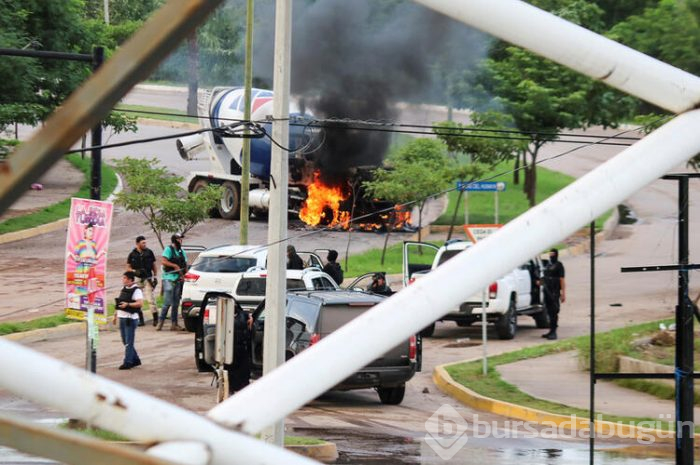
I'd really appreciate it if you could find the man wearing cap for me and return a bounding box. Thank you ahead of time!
[126,235,158,326]
[157,233,187,331]
[368,272,393,296]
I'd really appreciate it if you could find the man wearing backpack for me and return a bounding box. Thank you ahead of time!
[157,233,188,331]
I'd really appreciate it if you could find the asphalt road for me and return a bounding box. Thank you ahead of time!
[2,87,697,464]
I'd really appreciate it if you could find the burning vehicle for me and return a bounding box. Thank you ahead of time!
[175,87,412,232]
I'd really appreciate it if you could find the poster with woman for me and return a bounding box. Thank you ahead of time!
[65,198,113,324]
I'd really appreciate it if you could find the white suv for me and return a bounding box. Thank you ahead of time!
[180,244,324,331]
[228,268,339,311]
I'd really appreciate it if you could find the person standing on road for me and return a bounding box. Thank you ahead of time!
[322,249,344,286]
[113,271,143,370]
[157,233,187,331]
[227,303,252,395]
[126,235,158,326]
[542,248,566,340]
[287,245,304,270]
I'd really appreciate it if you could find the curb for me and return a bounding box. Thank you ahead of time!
[433,361,691,445]
[0,173,123,246]
[286,442,339,463]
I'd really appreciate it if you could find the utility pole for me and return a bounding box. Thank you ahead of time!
[103,0,110,24]
[239,0,254,245]
[261,0,291,448]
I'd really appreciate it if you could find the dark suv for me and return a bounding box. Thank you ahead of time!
[250,290,420,405]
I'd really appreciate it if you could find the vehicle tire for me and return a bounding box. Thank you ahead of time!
[192,178,219,218]
[377,385,405,405]
[496,296,517,340]
[533,306,550,329]
[183,315,198,333]
[419,323,436,338]
[218,181,240,220]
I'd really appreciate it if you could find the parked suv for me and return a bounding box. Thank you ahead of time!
[228,268,339,311]
[181,244,324,331]
[195,290,420,405]
[250,290,420,405]
[403,240,547,339]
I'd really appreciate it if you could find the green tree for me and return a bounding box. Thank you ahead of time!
[0,0,137,132]
[114,157,221,249]
[465,1,636,206]
[363,139,476,260]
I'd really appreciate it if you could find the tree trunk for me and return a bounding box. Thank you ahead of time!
[513,151,521,185]
[525,148,539,207]
[418,203,424,243]
[187,33,199,117]
[380,221,394,266]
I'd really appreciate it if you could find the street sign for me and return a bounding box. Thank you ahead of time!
[457,181,506,192]
[464,224,503,243]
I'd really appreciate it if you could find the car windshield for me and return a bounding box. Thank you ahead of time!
[437,249,463,265]
[191,256,257,273]
[237,278,307,296]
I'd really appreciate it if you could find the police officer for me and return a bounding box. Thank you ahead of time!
[227,302,252,394]
[542,248,566,340]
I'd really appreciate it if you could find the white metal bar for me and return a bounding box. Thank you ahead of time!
[0,339,318,465]
[261,0,293,448]
[209,110,700,433]
[413,0,700,114]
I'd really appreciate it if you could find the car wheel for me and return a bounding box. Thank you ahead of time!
[377,385,405,405]
[419,323,436,338]
[496,296,517,340]
[218,181,240,220]
[192,179,219,217]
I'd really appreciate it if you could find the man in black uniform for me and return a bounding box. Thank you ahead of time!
[287,245,304,270]
[368,272,393,297]
[322,249,344,286]
[227,302,252,395]
[126,235,158,326]
[542,248,566,340]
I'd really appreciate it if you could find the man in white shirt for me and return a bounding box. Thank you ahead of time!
[113,271,144,370]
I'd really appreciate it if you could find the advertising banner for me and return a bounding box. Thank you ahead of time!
[65,198,113,324]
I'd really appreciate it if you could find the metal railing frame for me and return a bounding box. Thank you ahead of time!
[1,1,700,464]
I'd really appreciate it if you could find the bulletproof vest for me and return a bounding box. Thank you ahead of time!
[118,286,138,303]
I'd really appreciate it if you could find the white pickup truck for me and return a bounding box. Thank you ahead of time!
[403,240,549,339]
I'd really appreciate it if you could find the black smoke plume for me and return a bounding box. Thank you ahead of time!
[253,0,487,184]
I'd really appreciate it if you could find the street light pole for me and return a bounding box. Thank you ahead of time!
[261,0,292,448]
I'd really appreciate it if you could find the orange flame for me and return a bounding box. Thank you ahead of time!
[299,171,412,231]
[299,172,350,227]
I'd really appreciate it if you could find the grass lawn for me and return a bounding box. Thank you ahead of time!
[0,154,118,235]
[115,104,198,124]
[445,318,698,429]
[343,240,439,278]
[0,313,73,336]
[435,161,611,229]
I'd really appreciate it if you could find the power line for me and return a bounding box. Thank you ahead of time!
[114,107,643,143]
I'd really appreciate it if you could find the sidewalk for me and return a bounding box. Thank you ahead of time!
[497,350,699,419]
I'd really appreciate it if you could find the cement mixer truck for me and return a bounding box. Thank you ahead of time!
[176,87,318,219]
